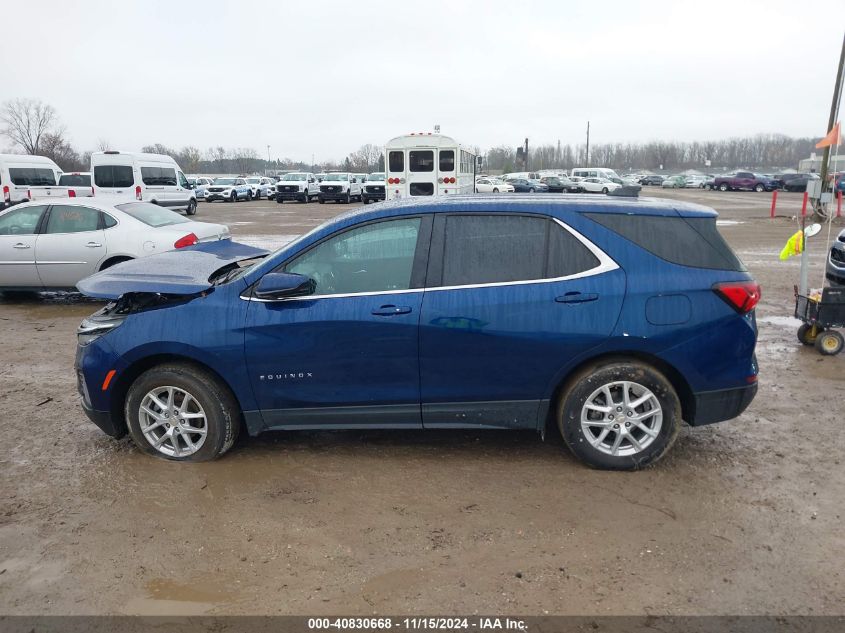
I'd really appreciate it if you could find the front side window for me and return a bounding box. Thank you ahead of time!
[94,165,134,188]
[409,150,434,172]
[178,171,189,187]
[9,168,56,186]
[439,150,455,172]
[388,151,404,172]
[0,206,47,235]
[44,205,100,234]
[285,218,422,296]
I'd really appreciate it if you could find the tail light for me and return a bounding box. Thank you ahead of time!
[174,233,199,249]
[713,281,761,314]
[68,190,76,198]
[2,185,8,202]
[135,185,142,200]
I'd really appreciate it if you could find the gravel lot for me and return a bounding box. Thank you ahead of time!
[0,189,843,616]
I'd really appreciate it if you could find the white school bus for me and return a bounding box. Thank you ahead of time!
[384,133,477,200]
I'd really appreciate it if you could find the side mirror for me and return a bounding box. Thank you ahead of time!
[185,183,194,190]
[254,272,315,300]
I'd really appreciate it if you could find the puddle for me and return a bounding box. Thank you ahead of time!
[122,578,239,615]
[235,234,299,250]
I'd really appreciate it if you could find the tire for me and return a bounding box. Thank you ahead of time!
[246,191,252,201]
[719,183,729,192]
[186,199,197,216]
[343,192,350,204]
[556,360,682,470]
[601,187,609,194]
[528,187,535,193]
[815,330,844,355]
[493,187,499,193]
[125,363,241,462]
[318,196,325,204]
[228,192,236,203]
[299,193,308,203]
[362,197,369,204]
[797,323,821,345]
[276,196,284,204]
[754,184,765,192]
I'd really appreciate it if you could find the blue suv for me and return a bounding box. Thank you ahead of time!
[75,195,759,470]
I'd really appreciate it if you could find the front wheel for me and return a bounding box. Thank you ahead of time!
[557,361,682,470]
[246,191,252,201]
[125,363,241,462]
[228,192,236,203]
[493,187,499,193]
[601,187,609,194]
[186,199,197,216]
[754,184,765,192]
[797,323,821,345]
[815,330,844,355]
[719,183,729,192]
[318,195,325,204]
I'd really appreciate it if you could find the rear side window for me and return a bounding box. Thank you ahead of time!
[8,168,56,186]
[585,213,746,271]
[141,167,177,186]
[388,151,404,172]
[441,215,547,286]
[439,150,455,172]
[548,222,600,277]
[94,165,134,188]
[44,205,100,234]
[58,174,91,187]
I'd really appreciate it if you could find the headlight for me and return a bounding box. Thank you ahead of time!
[77,314,125,346]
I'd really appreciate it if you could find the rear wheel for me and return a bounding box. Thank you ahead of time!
[493,187,499,193]
[815,330,844,355]
[797,323,821,345]
[557,361,681,470]
[601,187,609,194]
[125,363,241,462]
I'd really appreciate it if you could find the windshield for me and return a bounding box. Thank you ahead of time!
[323,173,348,181]
[213,178,236,185]
[246,177,260,184]
[367,173,385,181]
[115,202,191,228]
[282,173,307,181]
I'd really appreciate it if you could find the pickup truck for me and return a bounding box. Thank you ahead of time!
[714,171,779,192]
[318,172,362,204]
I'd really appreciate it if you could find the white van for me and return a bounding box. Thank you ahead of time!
[0,154,63,208]
[91,151,197,215]
[570,167,622,182]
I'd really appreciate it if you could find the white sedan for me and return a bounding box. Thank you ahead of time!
[475,178,515,193]
[0,198,230,291]
[580,177,622,194]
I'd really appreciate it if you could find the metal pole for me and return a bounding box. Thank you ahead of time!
[586,121,590,166]
[816,31,845,220]
[524,138,529,172]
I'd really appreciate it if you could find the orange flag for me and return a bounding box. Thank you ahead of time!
[816,121,841,148]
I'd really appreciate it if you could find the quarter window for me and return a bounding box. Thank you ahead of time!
[388,151,404,172]
[44,205,100,234]
[141,167,178,186]
[8,168,56,186]
[285,218,422,296]
[409,150,434,172]
[94,165,134,188]
[0,206,47,235]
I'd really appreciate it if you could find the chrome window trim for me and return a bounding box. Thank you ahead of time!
[241,216,618,303]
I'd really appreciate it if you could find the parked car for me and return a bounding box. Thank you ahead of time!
[245,176,274,200]
[475,178,514,193]
[713,171,779,192]
[827,227,845,286]
[581,177,622,194]
[701,175,717,190]
[205,177,253,202]
[782,173,820,192]
[74,195,759,470]
[1,154,64,207]
[58,172,94,197]
[362,172,387,204]
[540,176,580,193]
[505,178,548,193]
[639,175,665,186]
[0,199,230,291]
[662,175,687,189]
[684,175,707,188]
[188,177,214,201]
[318,172,362,204]
[274,172,319,203]
[91,151,197,215]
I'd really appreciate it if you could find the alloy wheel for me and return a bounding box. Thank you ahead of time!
[139,386,208,458]
[580,380,663,457]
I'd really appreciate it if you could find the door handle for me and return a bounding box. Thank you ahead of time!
[556,292,598,304]
[13,243,31,249]
[372,305,412,316]
[85,242,103,248]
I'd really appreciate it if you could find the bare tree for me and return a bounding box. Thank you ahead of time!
[96,139,112,151]
[1,98,59,154]
[40,132,84,171]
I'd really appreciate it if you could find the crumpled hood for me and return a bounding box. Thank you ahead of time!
[76,240,269,299]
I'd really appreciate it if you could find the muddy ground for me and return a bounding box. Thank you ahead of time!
[0,189,842,616]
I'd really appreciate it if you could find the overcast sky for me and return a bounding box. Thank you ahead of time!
[2,0,843,161]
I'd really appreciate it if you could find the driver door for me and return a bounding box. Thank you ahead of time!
[0,205,48,288]
[244,215,432,430]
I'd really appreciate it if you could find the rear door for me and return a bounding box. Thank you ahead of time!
[0,205,48,287]
[419,213,625,429]
[407,148,436,197]
[35,204,106,288]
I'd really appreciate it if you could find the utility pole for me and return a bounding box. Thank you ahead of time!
[586,121,590,166]
[816,30,845,220]
[524,137,529,171]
